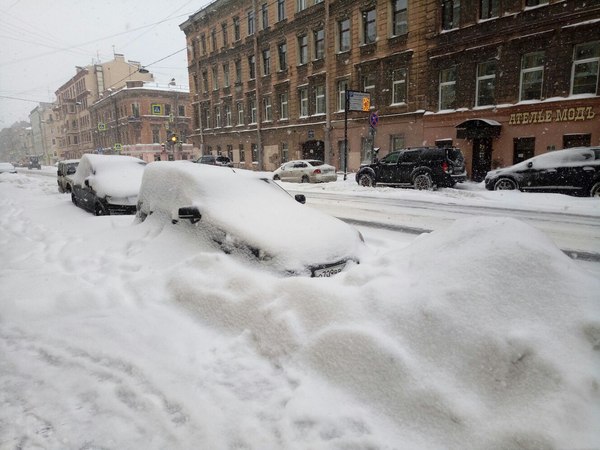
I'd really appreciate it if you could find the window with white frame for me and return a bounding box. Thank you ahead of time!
[391,68,407,104]
[224,104,232,126]
[362,9,376,44]
[212,66,219,90]
[338,19,350,52]
[439,67,456,109]
[315,85,326,114]
[314,28,324,60]
[363,73,375,98]
[297,0,306,12]
[251,143,258,162]
[278,0,286,21]
[392,0,408,36]
[299,87,308,116]
[247,10,255,35]
[520,51,545,101]
[215,105,221,127]
[250,96,257,123]
[223,63,230,88]
[278,42,287,71]
[441,0,460,30]
[261,3,268,29]
[235,59,242,83]
[279,92,289,119]
[480,0,499,20]
[298,35,308,65]
[233,17,240,41]
[391,134,405,151]
[337,79,348,111]
[222,23,228,47]
[262,48,271,76]
[205,107,211,129]
[237,101,244,125]
[571,41,599,95]
[476,60,497,106]
[281,142,289,162]
[249,55,256,79]
[263,96,272,121]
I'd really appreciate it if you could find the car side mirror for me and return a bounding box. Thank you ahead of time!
[177,206,202,224]
[84,179,90,187]
[527,162,533,168]
[295,194,306,204]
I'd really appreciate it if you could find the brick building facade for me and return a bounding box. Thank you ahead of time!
[180,0,599,177]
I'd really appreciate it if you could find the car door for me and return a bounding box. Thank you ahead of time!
[397,150,421,184]
[290,161,308,181]
[279,162,294,182]
[552,148,597,194]
[376,152,401,184]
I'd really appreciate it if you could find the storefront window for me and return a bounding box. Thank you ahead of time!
[513,137,535,164]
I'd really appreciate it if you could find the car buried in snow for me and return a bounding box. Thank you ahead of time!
[135,161,364,277]
[484,146,600,197]
[273,160,338,183]
[57,159,79,193]
[71,154,146,215]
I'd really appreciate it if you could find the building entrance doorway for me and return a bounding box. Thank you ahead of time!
[472,138,492,182]
[302,140,324,160]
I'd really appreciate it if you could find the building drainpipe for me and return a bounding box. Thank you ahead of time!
[253,0,263,171]
[323,0,331,166]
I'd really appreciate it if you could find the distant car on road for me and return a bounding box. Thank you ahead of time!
[273,160,337,183]
[71,154,146,215]
[0,162,17,174]
[484,147,600,197]
[195,154,233,167]
[28,156,42,170]
[356,147,467,190]
[136,162,364,277]
[56,159,79,193]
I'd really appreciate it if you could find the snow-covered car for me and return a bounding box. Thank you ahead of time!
[27,156,42,170]
[484,147,600,197]
[136,162,364,277]
[273,160,337,183]
[71,154,146,215]
[56,159,79,193]
[0,162,17,174]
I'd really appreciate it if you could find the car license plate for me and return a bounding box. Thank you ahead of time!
[314,262,346,277]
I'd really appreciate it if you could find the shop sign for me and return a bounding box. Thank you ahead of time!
[508,106,596,125]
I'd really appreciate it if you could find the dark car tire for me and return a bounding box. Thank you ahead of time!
[94,202,108,216]
[357,173,375,187]
[301,175,309,183]
[590,182,600,198]
[71,193,78,205]
[413,173,433,190]
[494,178,517,191]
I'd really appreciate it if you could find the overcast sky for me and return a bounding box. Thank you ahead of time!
[0,0,209,128]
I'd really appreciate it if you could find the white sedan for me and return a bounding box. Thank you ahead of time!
[136,162,364,277]
[273,160,337,183]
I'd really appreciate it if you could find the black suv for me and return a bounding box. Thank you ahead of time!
[355,147,467,189]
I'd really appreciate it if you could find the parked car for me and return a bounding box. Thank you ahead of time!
[28,156,42,170]
[195,154,233,167]
[136,162,364,277]
[56,159,80,193]
[273,160,338,183]
[0,162,17,174]
[71,154,146,215]
[485,147,600,197]
[356,147,467,189]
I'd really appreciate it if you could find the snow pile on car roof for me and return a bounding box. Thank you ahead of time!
[73,154,146,198]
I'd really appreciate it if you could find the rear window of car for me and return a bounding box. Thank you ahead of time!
[446,148,464,162]
[307,160,325,166]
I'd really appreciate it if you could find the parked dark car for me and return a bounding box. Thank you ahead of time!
[484,147,600,197]
[71,154,146,216]
[196,154,233,167]
[356,147,467,189]
[28,156,42,170]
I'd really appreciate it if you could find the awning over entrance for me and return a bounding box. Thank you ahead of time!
[456,118,501,139]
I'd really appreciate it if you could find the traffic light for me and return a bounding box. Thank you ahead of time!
[170,134,179,144]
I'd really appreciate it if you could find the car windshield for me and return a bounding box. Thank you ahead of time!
[307,160,324,166]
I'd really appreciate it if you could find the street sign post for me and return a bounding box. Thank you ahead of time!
[344,90,372,180]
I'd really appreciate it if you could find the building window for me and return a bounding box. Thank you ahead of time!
[263,96,272,121]
[278,0,286,21]
[211,28,217,51]
[338,19,350,52]
[391,0,408,36]
[178,105,185,116]
[298,35,308,65]
[249,55,256,79]
[441,0,460,30]
[261,3,269,29]
[262,49,271,76]
[248,10,255,35]
[480,0,499,20]
[235,60,242,84]
[314,28,325,60]
[202,70,209,93]
[237,101,244,125]
[220,64,228,88]
[362,9,376,44]
[281,142,289,162]
[251,143,258,162]
[215,105,221,128]
[152,128,160,143]
[525,0,548,6]
[563,133,591,148]
[299,87,309,117]
[204,108,211,129]
[315,85,326,114]
[227,144,234,161]
[131,103,140,118]
[200,34,206,54]
[250,96,257,123]
[222,23,228,47]
[278,42,287,71]
[239,144,245,164]
[224,104,232,126]
[233,17,240,41]
[392,68,407,104]
[571,41,599,95]
[439,67,456,110]
[476,60,497,106]
[279,92,289,119]
[337,79,348,111]
[391,134,405,151]
[212,66,219,90]
[520,51,545,101]
[363,73,376,98]
[513,137,535,164]
[297,0,306,12]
